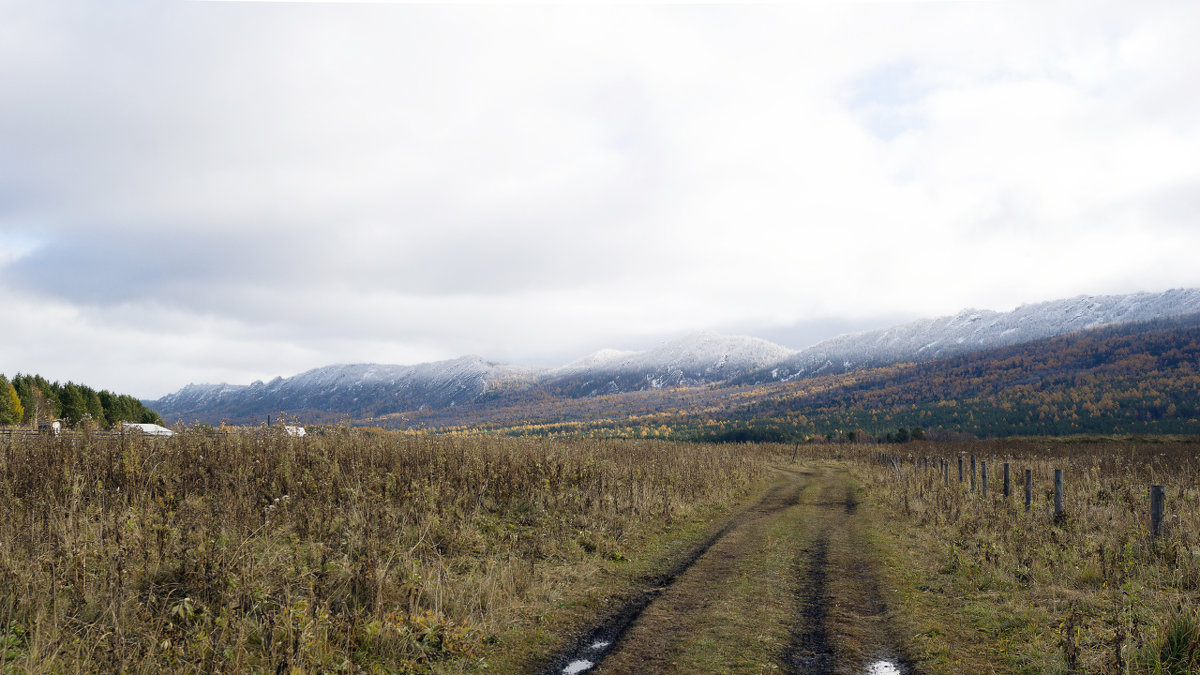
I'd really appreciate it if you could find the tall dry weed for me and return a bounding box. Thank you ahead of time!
[0,429,779,673]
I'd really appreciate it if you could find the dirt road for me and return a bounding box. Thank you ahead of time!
[539,463,911,675]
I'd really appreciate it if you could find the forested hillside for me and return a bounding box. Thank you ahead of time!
[676,315,1200,441]
[416,316,1200,441]
[0,373,163,429]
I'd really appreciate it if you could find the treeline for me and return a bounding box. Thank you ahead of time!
[0,373,163,429]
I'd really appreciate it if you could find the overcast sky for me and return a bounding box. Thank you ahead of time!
[2,0,1200,398]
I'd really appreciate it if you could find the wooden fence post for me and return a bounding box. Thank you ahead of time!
[981,461,988,496]
[970,455,976,492]
[1054,469,1064,520]
[1151,485,1165,538]
[1003,463,1010,498]
[943,459,949,485]
[958,456,963,483]
[1024,469,1032,511]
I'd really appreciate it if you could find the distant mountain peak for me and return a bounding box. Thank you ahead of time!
[555,348,639,373]
[754,288,1200,383]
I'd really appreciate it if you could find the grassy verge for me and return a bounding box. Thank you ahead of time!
[851,481,1013,673]
[837,440,1200,674]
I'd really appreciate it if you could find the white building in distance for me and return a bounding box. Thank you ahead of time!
[122,422,175,436]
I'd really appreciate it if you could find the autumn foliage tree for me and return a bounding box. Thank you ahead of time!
[0,375,22,425]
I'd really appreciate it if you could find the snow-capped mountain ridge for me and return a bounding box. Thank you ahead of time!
[150,356,541,423]
[757,289,1200,382]
[147,288,1200,424]
[540,331,797,396]
[553,348,640,374]
[577,331,794,376]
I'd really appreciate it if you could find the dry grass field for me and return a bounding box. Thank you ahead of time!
[0,429,784,673]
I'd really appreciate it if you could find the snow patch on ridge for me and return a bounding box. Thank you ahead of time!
[768,288,1200,380]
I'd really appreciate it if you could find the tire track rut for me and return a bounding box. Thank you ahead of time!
[787,534,834,672]
[537,478,805,675]
[785,474,912,675]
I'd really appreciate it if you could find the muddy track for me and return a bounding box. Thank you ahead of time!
[536,479,805,675]
[787,534,834,672]
[786,475,913,675]
[537,465,913,675]
[784,477,843,674]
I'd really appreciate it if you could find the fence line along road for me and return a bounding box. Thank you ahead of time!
[869,451,1169,539]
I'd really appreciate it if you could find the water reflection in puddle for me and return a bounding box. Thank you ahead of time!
[865,660,901,675]
[559,636,613,673]
[562,659,594,674]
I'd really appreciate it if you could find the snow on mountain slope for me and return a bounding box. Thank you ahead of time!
[553,348,640,374]
[758,288,1200,381]
[156,382,245,408]
[150,357,544,423]
[616,332,795,383]
[554,332,792,378]
[543,332,796,395]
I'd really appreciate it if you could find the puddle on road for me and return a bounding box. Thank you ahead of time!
[864,659,902,674]
[560,640,612,673]
[562,659,594,674]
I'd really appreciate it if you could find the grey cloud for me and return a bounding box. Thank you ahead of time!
[1,214,635,315]
[0,1,667,325]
